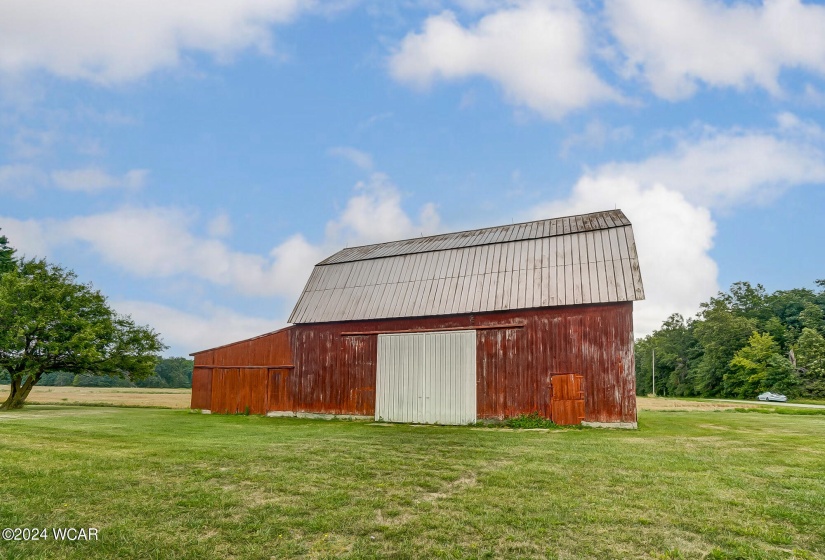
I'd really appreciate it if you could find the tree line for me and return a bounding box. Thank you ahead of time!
[636,280,825,399]
[0,357,193,389]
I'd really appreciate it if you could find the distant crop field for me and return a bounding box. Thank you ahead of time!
[24,386,192,409]
[0,406,822,559]
[635,396,757,411]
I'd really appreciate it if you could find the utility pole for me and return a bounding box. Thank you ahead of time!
[652,348,656,397]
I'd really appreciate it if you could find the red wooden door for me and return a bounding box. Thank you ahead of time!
[549,374,585,425]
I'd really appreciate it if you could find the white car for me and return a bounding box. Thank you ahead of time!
[757,392,787,402]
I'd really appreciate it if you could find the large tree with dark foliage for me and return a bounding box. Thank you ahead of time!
[635,314,702,397]
[0,258,166,409]
[637,280,825,399]
[135,357,194,388]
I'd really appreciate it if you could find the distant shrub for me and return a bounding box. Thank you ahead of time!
[803,379,825,399]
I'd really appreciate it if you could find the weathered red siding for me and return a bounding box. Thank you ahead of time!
[210,367,269,414]
[191,367,212,410]
[192,326,293,368]
[475,304,635,423]
[290,330,376,415]
[268,368,293,412]
[190,327,294,411]
[190,302,636,424]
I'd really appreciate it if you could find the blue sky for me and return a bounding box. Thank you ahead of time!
[2,0,824,356]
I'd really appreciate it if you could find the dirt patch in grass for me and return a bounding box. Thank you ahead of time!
[19,385,192,408]
[420,473,478,502]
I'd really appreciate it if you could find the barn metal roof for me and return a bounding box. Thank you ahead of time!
[288,209,644,324]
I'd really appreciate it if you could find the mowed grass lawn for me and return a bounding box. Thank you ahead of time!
[0,408,823,560]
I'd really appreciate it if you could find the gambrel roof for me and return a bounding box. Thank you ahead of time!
[288,209,644,324]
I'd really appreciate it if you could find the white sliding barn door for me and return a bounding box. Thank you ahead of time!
[375,332,425,423]
[376,330,476,425]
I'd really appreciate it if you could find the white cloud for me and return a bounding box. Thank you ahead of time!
[776,111,825,142]
[389,1,620,119]
[448,0,511,13]
[55,207,323,299]
[1,173,441,300]
[10,128,57,159]
[0,0,311,83]
[356,112,393,132]
[595,121,825,208]
[803,84,825,106]
[607,0,825,99]
[0,162,149,196]
[51,167,148,193]
[0,164,47,196]
[325,172,441,245]
[529,176,718,337]
[207,213,233,238]
[328,146,375,171]
[2,207,321,299]
[114,300,284,356]
[0,216,52,257]
[560,120,634,157]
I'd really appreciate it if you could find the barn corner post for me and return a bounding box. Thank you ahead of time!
[620,300,639,429]
[628,307,638,426]
[189,209,645,428]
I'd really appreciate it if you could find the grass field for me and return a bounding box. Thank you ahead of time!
[1,406,823,559]
[790,399,825,406]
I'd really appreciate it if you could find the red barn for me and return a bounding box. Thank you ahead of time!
[190,209,644,428]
